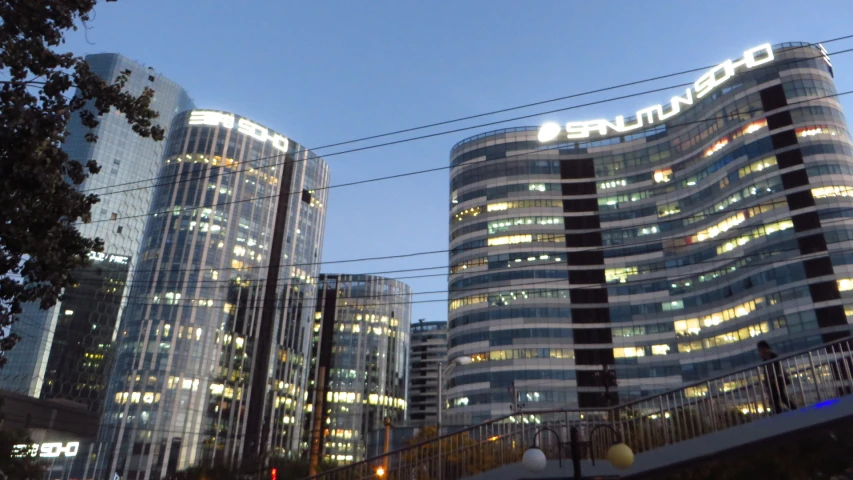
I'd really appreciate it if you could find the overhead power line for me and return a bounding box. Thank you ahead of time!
[78,86,853,233]
[62,196,818,286]
[81,38,853,198]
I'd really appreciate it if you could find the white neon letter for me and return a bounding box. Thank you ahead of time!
[635,105,660,125]
[270,134,290,153]
[63,442,79,457]
[237,119,268,141]
[565,122,590,139]
[743,43,774,68]
[587,119,619,136]
[538,122,562,142]
[189,111,234,129]
[658,89,694,120]
[40,443,62,458]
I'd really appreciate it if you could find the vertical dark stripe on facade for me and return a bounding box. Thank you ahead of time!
[759,84,788,112]
[308,277,339,464]
[245,156,295,460]
[561,159,617,407]
[761,83,848,342]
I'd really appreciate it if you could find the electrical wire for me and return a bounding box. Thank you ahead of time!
[13,228,853,332]
[77,86,853,234]
[80,39,853,199]
[49,195,826,292]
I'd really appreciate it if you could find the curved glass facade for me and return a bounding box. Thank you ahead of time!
[447,43,853,425]
[305,274,411,464]
[97,110,330,479]
[0,53,195,405]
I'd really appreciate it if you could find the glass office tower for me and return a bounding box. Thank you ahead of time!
[447,43,853,424]
[305,274,411,464]
[96,110,330,479]
[0,54,194,411]
[408,320,448,427]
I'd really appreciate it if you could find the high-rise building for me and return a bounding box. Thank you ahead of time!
[447,42,853,425]
[407,320,448,428]
[0,54,195,412]
[95,110,330,479]
[305,274,411,464]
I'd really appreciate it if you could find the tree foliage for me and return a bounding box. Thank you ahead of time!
[0,0,165,364]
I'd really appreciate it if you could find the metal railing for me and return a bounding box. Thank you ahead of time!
[304,337,853,480]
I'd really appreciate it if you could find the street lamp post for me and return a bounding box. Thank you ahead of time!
[436,356,471,480]
[522,424,634,478]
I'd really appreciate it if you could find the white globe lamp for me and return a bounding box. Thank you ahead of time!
[608,442,634,470]
[522,447,547,473]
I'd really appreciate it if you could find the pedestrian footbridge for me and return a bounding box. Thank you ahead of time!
[304,338,853,480]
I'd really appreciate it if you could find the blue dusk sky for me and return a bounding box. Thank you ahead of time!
[60,0,853,324]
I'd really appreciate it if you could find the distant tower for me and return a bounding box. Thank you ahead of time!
[0,54,195,414]
[305,274,412,464]
[407,320,448,427]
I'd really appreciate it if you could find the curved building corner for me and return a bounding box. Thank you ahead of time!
[447,42,853,425]
[304,274,412,464]
[97,110,330,479]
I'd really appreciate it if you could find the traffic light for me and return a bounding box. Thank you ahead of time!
[271,468,277,480]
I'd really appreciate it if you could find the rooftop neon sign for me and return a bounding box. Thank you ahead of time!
[188,111,290,154]
[538,44,775,142]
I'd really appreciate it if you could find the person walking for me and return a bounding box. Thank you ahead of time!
[757,341,797,412]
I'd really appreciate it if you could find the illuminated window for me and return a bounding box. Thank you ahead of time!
[738,156,777,178]
[838,279,853,292]
[605,266,638,284]
[651,344,671,356]
[694,212,746,243]
[600,179,627,189]
[486,199,562,212]
[812,185,853,198]
[164,292,181,305]
[684,385,708,398]
[662,300,684,311]
[614,347,645,358]
[796,125,836,138]
[674,319,702,337]
[715,219,793,255]
[450,257,488,273]
[740,119,768,135]
[704,139,729,157]
[488,235,533,246]
[653,168,672,183]
[658,203,680,217]
[638,225,659,236]
[674,297,765,338]
[488,216,562,234]
[467,348,574,362]
[454,206,482,222]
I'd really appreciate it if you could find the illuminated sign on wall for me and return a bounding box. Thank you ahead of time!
[188,111,290,153]
[88,251,130,265]
[538,44,775,142]
[819,43,832,67]
[13,442,79,458]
